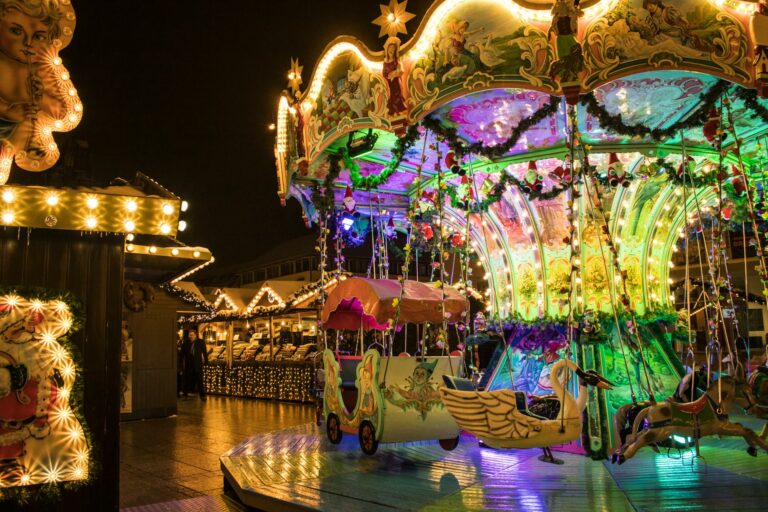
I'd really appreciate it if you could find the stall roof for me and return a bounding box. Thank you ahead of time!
[213,288,258,312]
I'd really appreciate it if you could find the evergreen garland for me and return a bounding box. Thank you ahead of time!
[312,124,421,213]
[421,97,563,158]
[579,80,731,140]
[445,171,569,212]
[732,86,768,124]
[662,157,717,188]
[160,283,214,312]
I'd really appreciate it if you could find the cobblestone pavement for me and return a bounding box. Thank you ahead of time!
[120,396,314,509]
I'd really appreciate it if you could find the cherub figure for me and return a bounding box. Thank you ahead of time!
[0,1,79,183]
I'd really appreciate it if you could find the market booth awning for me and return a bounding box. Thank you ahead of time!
[321,277,467,330]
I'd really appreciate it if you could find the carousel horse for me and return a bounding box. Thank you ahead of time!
[733,366,768,441]
[613,367,709,450]
[440,358,613,463]
[613,375,768,464]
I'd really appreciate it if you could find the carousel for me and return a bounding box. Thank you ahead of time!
[222,1,768,509]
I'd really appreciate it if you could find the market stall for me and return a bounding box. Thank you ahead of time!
[192,278,345,402]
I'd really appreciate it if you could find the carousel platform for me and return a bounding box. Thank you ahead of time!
[220,417,768,511]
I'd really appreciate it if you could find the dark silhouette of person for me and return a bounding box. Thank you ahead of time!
[180,328,208,401]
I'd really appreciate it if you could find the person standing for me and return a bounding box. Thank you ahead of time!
[180,328,208,401]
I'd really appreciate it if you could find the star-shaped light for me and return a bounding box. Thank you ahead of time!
[287,58,303,95]
[372,0,416,38]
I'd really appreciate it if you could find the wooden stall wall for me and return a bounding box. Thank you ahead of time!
[0,229,123,512]
[122,287,187,420]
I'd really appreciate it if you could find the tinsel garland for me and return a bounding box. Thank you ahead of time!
[421,97,563,158]
[580,80,731,140]
[0,286,96,506]
[160,283,214,312]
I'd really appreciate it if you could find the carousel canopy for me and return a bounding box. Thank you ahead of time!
[321,277,467,330]
[276,0,768,321]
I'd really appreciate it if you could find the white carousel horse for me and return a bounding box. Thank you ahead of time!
[613,375,768,464]
[440,358,613,458]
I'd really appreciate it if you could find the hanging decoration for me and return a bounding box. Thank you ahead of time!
[371,0,415,38]
[0,288,93,504]
[603,152,631,188]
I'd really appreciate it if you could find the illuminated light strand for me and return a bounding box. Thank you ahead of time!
[0,185,181,235]
[304,42,382,106]
[408,0,618,60]
[169,256,216,284]
[245,286,287,313]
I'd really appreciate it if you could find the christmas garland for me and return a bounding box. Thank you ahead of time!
[160,283,214,312]
[0,286,96,506]
[445,171,568,212]
[661,157,718,188]
[312,124,421,212]
[580,80,731,140]
[421,97,562,159]
[732,86,768,124]
[343,123,421,190]
[504,308,678,340]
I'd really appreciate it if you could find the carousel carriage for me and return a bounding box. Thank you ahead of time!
[320,277,466,455]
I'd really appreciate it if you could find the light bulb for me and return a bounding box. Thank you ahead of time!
[181,201,189,212]
[178,220,187,231]
[124,220,135,232]
[1,211,14,224]
[126,233,134,242]
[160,223,171,234]
[149,246,157,254]
[86,197,98,209]
[1,189,14,203]
[162,203,174,215]
[125,199,137,212]
[171,248,179,256]
[193,250,201,258]
[126,244,134,252]
[85,216,97,229]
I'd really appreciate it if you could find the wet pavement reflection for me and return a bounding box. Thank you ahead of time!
[120,396,314,509]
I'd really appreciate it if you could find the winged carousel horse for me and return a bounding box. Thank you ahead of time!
[440,358,613,463]
[612,372,768,464]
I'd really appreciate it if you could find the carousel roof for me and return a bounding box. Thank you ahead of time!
[274,0,768,320]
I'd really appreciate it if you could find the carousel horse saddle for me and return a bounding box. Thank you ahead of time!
[668,393,710,415]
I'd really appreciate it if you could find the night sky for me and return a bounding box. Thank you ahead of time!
[48,0,433,266]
